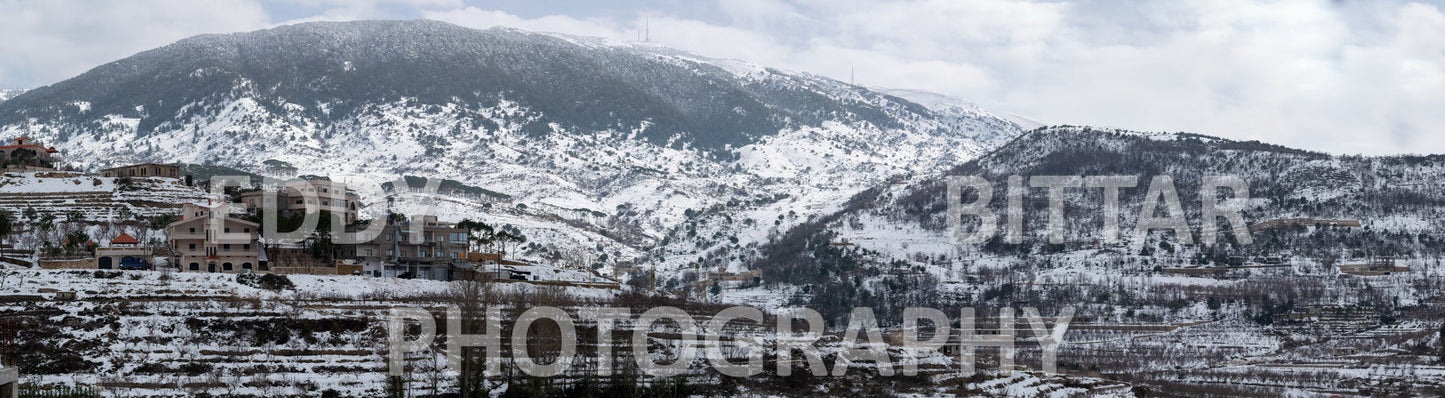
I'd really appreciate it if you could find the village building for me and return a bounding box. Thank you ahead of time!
[166,202,263,273]
[0,362,15,398]
[100,163,181,180]
[239,176,361,224]
[0,137,61,171]
[338,215,467,280]
[96,232,152,270]
[261,240,362,275]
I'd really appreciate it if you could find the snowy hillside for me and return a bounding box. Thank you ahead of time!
[745,126,1445,309]
[0,172,214,219]
[0,89,24,103]
[724,126,1445,395]
[0,20,1026,275]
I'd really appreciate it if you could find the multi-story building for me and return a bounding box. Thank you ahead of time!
[339,215,468,280]
[100,163,181,180]
[166,202,262,273]
[239,176,361,224]
[1,136,60,170]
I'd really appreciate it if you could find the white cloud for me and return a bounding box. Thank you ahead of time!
[2,0,1442,155]
[0,0,270,87]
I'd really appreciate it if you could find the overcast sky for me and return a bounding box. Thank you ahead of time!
[2,0,1443,155]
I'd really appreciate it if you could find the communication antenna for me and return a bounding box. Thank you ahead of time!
[851,66,855,86]
[645,17,650,42]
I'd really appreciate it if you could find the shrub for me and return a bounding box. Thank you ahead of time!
[237,273,295,291]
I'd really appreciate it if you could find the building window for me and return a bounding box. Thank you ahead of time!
[224,227,230,233]
[189,227,196,234]
[243,228,250,233]
[419,251,428,257]
[223,263,233,271]
[188,243,196,250]
[366,249,375,256]
[242,244,250,250]
[189,263,200,271]
[386,249,394,256]
[223,244,231,251]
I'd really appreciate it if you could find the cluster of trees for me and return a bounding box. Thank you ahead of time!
[456,219,527,256]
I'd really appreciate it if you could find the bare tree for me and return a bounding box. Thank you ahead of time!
[449,278,498,397]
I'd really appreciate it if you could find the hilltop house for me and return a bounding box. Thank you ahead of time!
[0,137,60,171]
[239,176,361,224]
[166,202,262,273]
[96,232,152,270]
[100,163,181,180]
[338,215,467,280]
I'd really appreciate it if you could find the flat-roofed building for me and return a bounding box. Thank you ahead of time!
[239,176,361,224]
[339,216,467,280]
[100,163,181,180]
[0,363,16,398]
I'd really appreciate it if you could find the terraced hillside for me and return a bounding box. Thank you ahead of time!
[0,172,212,219]
[1,269,1132,397]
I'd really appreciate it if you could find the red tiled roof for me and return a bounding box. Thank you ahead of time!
[111,233,139,245]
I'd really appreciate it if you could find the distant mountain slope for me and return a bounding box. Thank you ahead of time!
[732,126,1445,319]
[0,19,1027,272]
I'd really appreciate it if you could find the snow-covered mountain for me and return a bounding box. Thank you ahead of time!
[0,19,1027,271]
[0,89,25,103]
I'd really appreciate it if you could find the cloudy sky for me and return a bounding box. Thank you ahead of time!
[2,0,1443,155]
